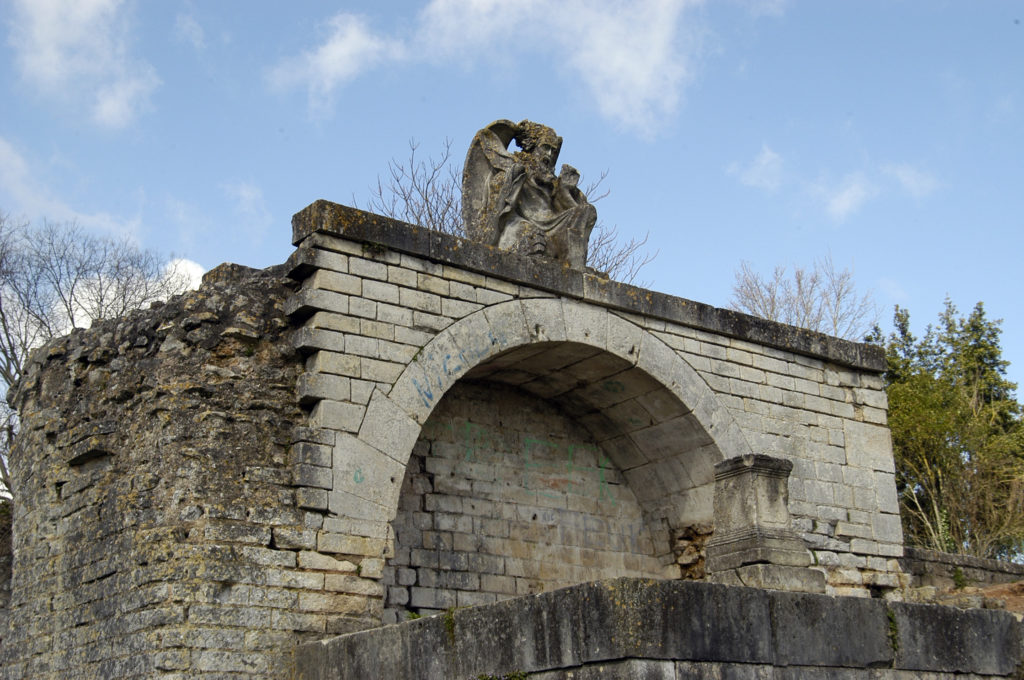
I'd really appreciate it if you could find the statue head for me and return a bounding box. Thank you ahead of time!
[514,120,562,171]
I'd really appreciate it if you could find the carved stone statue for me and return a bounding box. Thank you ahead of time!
[462,119,597,269]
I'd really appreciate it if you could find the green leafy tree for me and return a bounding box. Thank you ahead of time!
[879,300,1024,560]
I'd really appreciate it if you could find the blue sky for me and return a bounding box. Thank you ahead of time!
[1,1,1022,389]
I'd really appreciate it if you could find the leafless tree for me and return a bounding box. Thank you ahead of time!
[361,140,657,284]
[363,139,464,237]
[0,214,190,496]
[730,255,877,341]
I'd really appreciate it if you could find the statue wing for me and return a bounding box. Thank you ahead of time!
[462,120,518,245]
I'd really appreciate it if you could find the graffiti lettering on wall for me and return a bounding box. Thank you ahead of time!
[434,420,619,507]
[411,331,507,408]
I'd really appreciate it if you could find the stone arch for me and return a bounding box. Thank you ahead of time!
[336,298,753,560]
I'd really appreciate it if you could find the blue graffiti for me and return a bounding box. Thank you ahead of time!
[411,330,507,408]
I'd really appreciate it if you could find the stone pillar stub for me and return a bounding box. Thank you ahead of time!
[706,454,825,593]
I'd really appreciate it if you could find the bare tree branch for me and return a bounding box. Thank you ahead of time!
[360,140,656,284]
[730,256,878,341]
[0,213,188,497]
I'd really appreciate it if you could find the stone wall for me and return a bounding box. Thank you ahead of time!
[295,578,1024,679]
[0,200,919,678]
[1,264,371,679]
[286,201,903,601]
[382,381,668,622]
[901,547,1024,590]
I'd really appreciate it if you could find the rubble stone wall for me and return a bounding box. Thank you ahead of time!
[1,264,376,679]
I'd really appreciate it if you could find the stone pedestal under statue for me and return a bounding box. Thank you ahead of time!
[706,454,826,593]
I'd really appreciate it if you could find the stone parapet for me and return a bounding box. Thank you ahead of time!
[901,547,1024,589]
[294,578,1024,679]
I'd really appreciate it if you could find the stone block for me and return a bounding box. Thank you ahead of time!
[769,590,891,668]
[307,401,364,432]
[294,463,333,490]
[409,586,456,610]
[296,372,351,405]
[349,296,377,319]
[296,487,329,511]
[360,356,404,384]
[709,564,826,593]
[349,256,389,281]
[272,527,318,550]
[357,391,421,465]
[400,287,442,314]
[844,420,895,473]
[307,350,361,378]
[310,269,362,295]
[286,287,349,318]
[892,602,1023,674]
[476,287,513,304]
[416,273,450,296]
[318,532,391,558]
[378,302,414,326]
[363,279,400,304]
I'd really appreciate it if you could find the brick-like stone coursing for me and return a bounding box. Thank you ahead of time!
[382,381,668,622]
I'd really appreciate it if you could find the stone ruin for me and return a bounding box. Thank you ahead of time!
[0,122,1020,678]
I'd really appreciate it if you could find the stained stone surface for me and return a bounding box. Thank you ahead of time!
[463,119,597,268]
[0,200,939,678]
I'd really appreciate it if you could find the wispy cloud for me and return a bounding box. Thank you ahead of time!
[882,163,938,199]
[821,173,877,221]
[729,144,783,191]
[174,13,205,51]
[738,0,790,17]
[0,135,142,236]
[267,1,708,135]
[222,181,273,239]
[8,0,159,128]
[266,13,401,116]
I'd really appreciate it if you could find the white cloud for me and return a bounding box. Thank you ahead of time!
[822,173,877,221]
[729,144,783,191]
[882,163,938,199]
[266,13,401,115]
[174,13,205,51]
[8,0,159,128]
[268,1,705,135]
[0,135,140,236]
[415,0,702,134]
[166,258,206,291]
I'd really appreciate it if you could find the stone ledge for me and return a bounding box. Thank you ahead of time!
[901,546,1024,587]
[291,200,885,372]
[293,577,1023,679]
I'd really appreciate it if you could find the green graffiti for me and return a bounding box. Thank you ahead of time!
[440,420,618,506]
[602,380,624,393]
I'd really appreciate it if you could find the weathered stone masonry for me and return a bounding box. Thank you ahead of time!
[1,199,924,678]
[284,200,904,609]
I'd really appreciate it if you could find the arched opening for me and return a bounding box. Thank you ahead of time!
[380,340,731,621]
